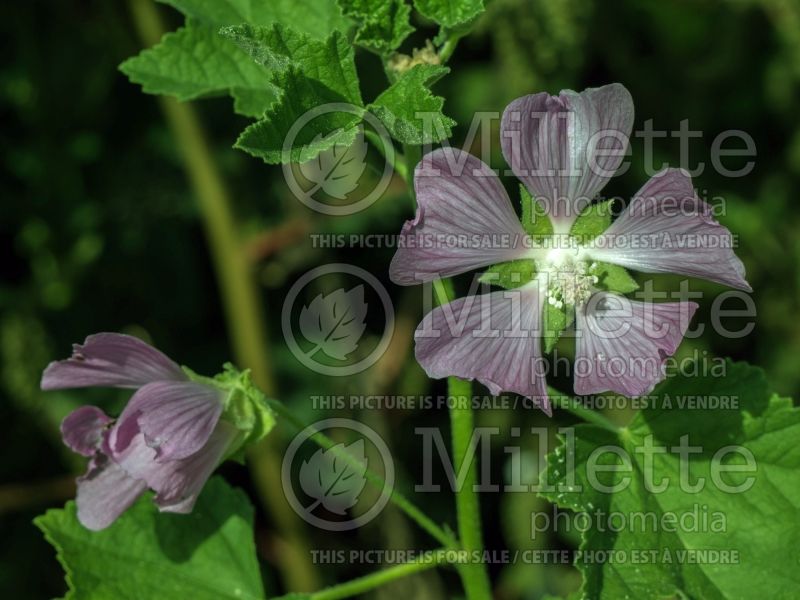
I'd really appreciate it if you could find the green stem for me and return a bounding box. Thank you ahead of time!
[438,31,464,64]
[309,549,451,600]
[266,399,457,549]
[447,380,493,600]
[548,386,621,433]
[127,0,320,591]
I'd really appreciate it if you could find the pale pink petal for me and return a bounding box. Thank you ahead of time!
[390,147,532,285]
[61,406,112,457]
[75,458,147,530]
[112,381,224,461]
[112,423,238,515]
[500,84,634,234]
[41,333,187,390]
[584,169,751,291]
[574,292,698,397]
[414,286,550,414]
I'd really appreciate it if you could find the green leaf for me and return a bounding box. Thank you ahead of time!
[412,0,485,28]
[235,68,362,164]
[160,0,351,39]
[590,261,639,294]
[35,477,265,600]
[368,64,455,145]
[569,199,614,244]
[519,184,554,239]
[224,26,364,163]
[541,362,800,599]
[542,300,574,354]
[339,0,414,55]
[479,259,537,290]
[223,25,362,105]
[119,22,277,117]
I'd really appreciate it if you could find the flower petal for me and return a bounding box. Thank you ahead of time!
[574,292,698,397]
[75,458,147,530]
[41,333,187,390]
[112,381,224,461]
[113,423,237,515]
[61,406,112,457]
[414,285,550,414]
[390,147,532,285]
[500,84,634,234]
[584,169,751,291]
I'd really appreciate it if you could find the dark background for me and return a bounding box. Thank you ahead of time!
[2,0,797,597]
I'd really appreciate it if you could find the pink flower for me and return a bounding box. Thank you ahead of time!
[42,333,263,530]
[390,84,751,413]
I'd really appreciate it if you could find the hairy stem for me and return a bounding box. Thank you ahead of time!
[448,377,493,600]
[127,0,319,590]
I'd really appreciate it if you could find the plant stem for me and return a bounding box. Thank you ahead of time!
[127,0,319,591]
[548,386,621,433]
[309,549,451,600]
[447,378,493,600]
[438,31,464,64]
[266,399,457,549]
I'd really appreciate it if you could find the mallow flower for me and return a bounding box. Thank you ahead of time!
[41,333,274,530]
[390,83,751,414]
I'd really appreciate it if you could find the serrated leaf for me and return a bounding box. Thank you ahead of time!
[570,199,615,244]
[298,285,368,360]
[226,26,364,163]
[298,129,368,199]
[541,362,800,600]
[590,261,639,294]
[119,22,277,117]
[299,440,368,514]
[520,184,554,239]
[160,0,351,39]
[35,477,264,600]
[479,259,537,290]
[368,64,455,145]
[412,0,485,28]
[338,0,414,55]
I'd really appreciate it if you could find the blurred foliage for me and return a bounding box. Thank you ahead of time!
[2,0,799,598]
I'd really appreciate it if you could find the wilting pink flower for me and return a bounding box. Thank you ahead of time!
[390,84,751,412]
[42,333,253,530]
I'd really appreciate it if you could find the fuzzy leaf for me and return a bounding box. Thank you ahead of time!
[160,0,351,39]
[542,300,573,354]
[35,478,264,600]
[412,0,485,28]
[541,362,800,599]
[570,199,615,244]
[519,185,554,239]
[120,22,277,117]
[338,0,414,55]
[226,26,364,163]
[368,64,454,144]
[591,261,639,294]
[479,259,537,290]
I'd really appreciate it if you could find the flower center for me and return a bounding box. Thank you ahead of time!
[536,243,597,309]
